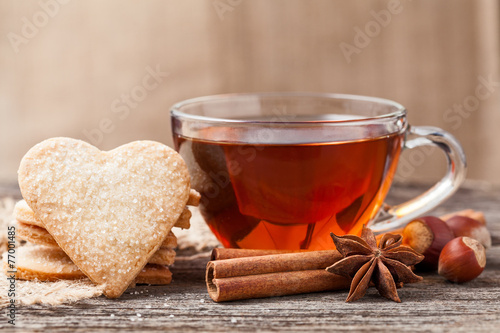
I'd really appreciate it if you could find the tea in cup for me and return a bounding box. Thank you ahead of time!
[171,93,466,250]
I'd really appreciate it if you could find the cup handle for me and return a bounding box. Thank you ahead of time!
[370,125,467,233]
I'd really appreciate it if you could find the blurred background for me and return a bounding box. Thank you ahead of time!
[1,0,499,185]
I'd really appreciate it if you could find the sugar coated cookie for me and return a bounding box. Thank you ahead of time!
[16,222,178,250]
[18,138,190,297]
[14,199,193,230]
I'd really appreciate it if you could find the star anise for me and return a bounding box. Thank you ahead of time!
[326,226,424,303]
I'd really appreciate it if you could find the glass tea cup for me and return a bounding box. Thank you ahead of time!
[171,92,466,250]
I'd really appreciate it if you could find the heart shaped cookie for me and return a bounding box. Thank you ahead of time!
[18,138,190,298]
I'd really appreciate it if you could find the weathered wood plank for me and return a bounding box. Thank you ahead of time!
[1,0,500,185]
[1,182,499,332]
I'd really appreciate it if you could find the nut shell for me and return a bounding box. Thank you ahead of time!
[441,209,486,225]
[403,216,455,271]
[445,215,491,248]
[438,236,486,283]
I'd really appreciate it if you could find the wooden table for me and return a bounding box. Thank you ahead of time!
[1,182,499,332]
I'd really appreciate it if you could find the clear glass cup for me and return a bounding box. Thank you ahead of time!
[171,92,466,250]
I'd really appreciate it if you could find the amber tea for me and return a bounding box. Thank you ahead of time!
[171,93,466,251]
[175,132,403,250]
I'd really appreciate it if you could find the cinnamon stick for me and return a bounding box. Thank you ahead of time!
[206,249,350,302]
[210,248,310,260]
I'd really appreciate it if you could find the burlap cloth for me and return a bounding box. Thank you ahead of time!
[0,196,219,307]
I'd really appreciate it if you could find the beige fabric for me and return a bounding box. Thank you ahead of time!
[0,270,103,308]
[0,0,499,185]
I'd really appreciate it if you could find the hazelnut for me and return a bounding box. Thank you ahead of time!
[402,216,455,271]
[438,237,486,283]
[445,215,491,249]
[441,209,486,225]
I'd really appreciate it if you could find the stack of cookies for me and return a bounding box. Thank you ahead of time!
[2,138,200,298]
[8,194,198,286]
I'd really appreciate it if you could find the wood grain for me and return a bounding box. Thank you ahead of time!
[0,182,499,332]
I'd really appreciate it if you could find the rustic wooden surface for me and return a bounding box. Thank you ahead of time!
[1,0,500,184]
[1,182,499,332]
